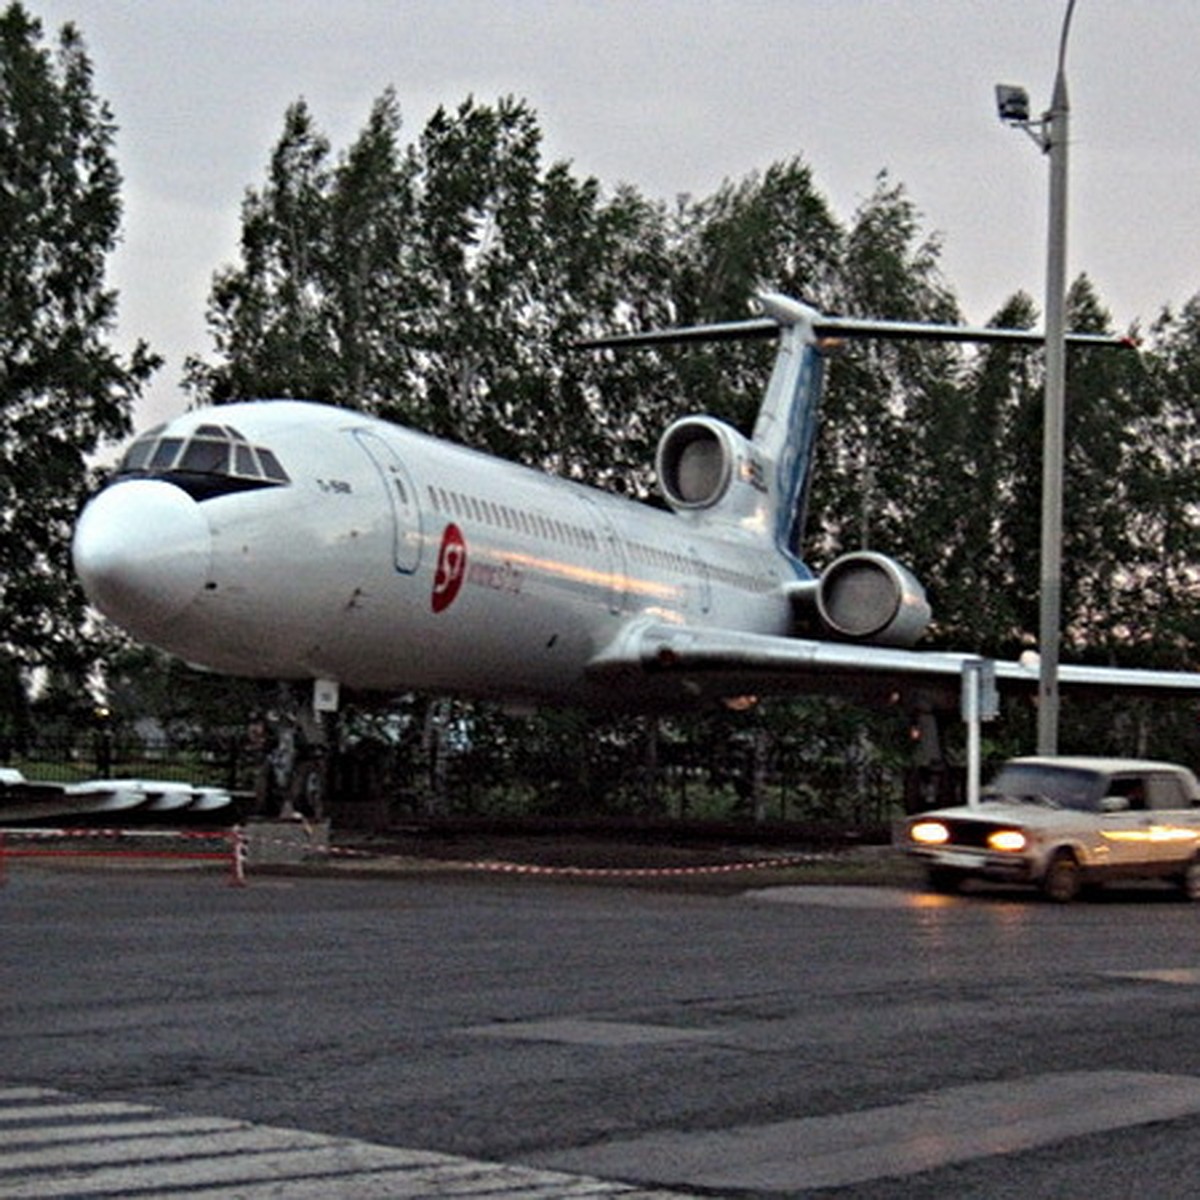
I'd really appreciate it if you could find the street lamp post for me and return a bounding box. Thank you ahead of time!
[997,0,1077,755]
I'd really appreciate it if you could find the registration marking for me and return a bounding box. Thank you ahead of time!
[932,849,982,868]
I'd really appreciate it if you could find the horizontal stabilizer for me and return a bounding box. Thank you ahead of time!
[576,318,778,350]
[577,292,1136,352]
[812,317,1133,349]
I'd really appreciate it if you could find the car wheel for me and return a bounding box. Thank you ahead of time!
[1177,855,1200,902]
[926,866,964,894]
[1041,850,1081,903]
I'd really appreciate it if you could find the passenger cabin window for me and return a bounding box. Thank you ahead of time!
[1146,774,1189,810]
[1108,777,1148,811]
[115,423,290,500]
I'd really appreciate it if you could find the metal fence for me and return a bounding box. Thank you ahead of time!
[7,733,257,794]
[5,717,935,835]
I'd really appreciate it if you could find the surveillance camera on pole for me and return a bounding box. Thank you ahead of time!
[995,84,1031,125]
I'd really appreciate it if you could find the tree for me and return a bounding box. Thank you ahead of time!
[188,98,336,403]
[1108,294,1200,667]
[0,3,158,673]
[660,160,843,445]
[924,292,1042,654]
[188,93,685,500]
[806,174,961,566]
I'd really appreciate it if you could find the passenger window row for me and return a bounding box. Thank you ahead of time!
[427,483,769,597]
[627,540,770,595]
[428,486,599,552]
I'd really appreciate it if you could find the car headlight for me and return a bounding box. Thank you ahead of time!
[987,829,1028,853]
[910,820,950,846]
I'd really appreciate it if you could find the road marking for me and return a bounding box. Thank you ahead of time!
[536,1070,1200,1192]
[1107,968,1200,985]
[0,1086,691,1198]
[462,1019,717,1046]
[17,1069,1200,1196]
[750,885,943,909]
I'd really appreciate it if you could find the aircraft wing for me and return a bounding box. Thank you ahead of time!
[587,622,1200,708]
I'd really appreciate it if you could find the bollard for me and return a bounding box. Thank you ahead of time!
[228,825,247,887]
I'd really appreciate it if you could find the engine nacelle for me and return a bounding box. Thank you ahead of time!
[656,416,759,512]
[810,551,932,647]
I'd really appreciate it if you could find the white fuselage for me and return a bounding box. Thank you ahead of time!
[73,401,801,705]
[76,300,1196,715]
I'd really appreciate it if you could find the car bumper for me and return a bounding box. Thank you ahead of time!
[907,847,1037,883]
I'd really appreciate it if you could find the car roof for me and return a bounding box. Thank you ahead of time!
[1003,756,1194,775]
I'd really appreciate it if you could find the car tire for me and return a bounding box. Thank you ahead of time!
[926,866,964,894]
[1041,850,1081,903]
[1177,855,1200,902]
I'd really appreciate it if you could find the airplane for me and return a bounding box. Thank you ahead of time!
[71,292,1200,719]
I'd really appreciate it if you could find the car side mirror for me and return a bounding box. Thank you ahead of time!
[1100,795,1130,813]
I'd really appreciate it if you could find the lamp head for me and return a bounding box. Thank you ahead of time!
[995,83,1031,123]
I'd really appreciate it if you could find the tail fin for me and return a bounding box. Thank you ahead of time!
[580,292,1134,558]
[748,296,826,557]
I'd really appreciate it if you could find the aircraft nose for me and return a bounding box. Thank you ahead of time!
[72,480,212,635]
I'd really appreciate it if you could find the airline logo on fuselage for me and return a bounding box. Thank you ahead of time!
[432,523,467,613]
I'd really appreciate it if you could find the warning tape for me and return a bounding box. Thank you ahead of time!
[1,826,225,841]
[412,852,835,879]
[0,826,840,886]
[0,826,246,888]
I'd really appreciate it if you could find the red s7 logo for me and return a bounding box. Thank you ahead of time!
[431,523,467,613]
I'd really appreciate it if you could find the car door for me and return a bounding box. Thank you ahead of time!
[1094,773,1156,869]
[1143,771,1200,868]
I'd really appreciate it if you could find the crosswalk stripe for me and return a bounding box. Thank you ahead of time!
[0,1086,691,1199]
[0,1115,244,1148]
[0,1100,161,1124]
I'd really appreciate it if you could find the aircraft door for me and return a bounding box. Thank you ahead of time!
[689,546,712,615]
[352,430,423,574]
[580,495,627,615]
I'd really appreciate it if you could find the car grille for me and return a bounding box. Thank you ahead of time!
[937,819,1007,849]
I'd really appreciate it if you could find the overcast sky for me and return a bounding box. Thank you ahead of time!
[30,0,1200,430]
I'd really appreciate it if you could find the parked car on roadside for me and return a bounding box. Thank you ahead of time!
[899,756,1200,902]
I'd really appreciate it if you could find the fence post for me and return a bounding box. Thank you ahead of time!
[0,830,6,888]
[228,825,247,888]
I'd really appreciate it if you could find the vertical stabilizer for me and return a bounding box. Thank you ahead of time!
[748,294,827,559]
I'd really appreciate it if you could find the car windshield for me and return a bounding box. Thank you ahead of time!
[983,764,1104,812]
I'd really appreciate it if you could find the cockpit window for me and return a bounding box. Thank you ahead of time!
[148,437,184,470]
[179,439,229,473]
[234,444,259,476]
[120,432,160,472]
[256,447,289,483]
[116,423,290,500]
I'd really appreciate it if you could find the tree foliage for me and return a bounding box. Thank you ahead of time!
[182,89,1200,780]
[187,95,682,492]
[807,174,962,563]
[0,3,157,672]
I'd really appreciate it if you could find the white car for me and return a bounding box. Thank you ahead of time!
[901,756,1200,902]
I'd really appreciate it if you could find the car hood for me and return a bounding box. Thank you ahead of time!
[911,802,1088,827]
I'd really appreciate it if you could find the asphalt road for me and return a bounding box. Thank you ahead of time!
[4,859,1200,1197]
